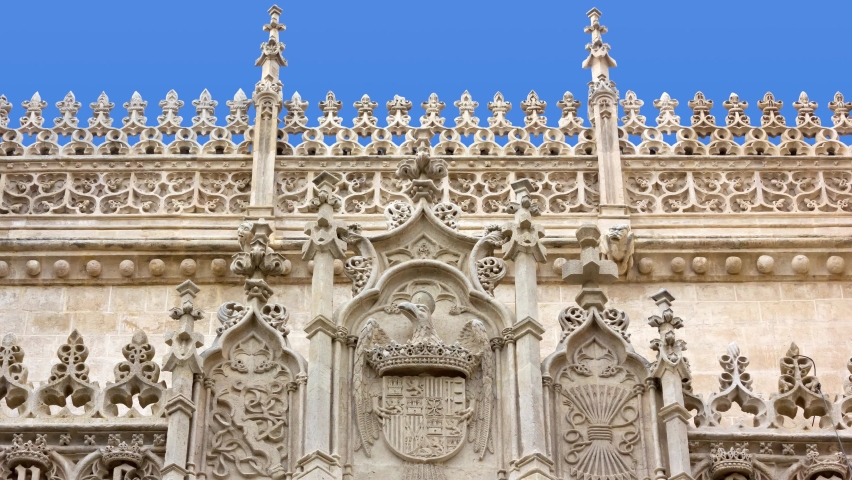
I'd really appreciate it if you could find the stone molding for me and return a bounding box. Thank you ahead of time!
[3,6,852,480]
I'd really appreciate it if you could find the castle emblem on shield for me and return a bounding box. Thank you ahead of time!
[353,290,495,475]
[381,376,467,461]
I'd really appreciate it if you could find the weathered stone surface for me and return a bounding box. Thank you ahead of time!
[0,6,850,480]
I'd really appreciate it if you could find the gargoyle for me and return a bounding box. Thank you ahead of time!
[600,224,634,276]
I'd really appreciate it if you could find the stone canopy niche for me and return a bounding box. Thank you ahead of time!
[5,6,852,480]
[197,221,307,480]
[335,206,515,480]
[543,305,653,480]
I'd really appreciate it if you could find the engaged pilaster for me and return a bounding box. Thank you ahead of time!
[299,171,348,480]
[648,289,694,480]
[502,179,552,480]
[582,8,628,224]
[249,5,287,217]
[162,280,205,480]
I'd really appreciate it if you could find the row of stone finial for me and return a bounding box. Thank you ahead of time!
[0,89,251,137]
[3,327,852,430]
[3,89,852,157]
[682,340,852,430]
[0,330,168,419]
[622,90,852,137]
[0,89,576,139]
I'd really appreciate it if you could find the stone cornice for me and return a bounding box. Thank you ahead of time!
[658,403,692,424]
[304,315,337,339]
[512,316,546,341]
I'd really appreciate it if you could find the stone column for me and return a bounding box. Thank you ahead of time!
[582,8,628,227]
[162,280,205,480]
[541,376,552,458]
[490,337,508,480]
[502,179,552,480]
[342,335,358,480]
[551,383,564,479]
[249,5,287,218]
[299,171,348,480]
[648,289,694,480]
[501,328,519,464]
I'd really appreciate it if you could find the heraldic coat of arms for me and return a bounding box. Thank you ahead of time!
[353,290,494,480]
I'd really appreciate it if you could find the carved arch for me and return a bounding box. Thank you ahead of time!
[369,202,479,273]
[196,306,307,480]
[543,307,654,480]
[337,259,513,337]
[335,258,512,480]
[71,446,163,480]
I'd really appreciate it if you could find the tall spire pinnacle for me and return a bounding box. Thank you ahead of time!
[582,7,617,80]
[255,4,287,79]
[249,5,287,217]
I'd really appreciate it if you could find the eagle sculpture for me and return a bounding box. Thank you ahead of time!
[352,291,495,461]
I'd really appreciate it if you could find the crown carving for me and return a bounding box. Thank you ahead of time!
[100,440,144,468]
[803,452,849,480]
[710,448,753,480]
[5,436,51,471]
[366,340,478,378]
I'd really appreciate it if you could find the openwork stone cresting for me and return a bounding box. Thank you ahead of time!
[1,6,852,480]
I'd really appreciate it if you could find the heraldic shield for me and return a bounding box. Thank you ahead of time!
[353,289,495,480]
[381,375,467,462]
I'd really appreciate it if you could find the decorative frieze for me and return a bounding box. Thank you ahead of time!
[2,6,852,480]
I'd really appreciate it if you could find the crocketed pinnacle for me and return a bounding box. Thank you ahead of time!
[582,8,617,80]
[256,5,287,77]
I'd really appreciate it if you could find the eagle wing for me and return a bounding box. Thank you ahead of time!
[353,318,391,457]
[457,319,495,460]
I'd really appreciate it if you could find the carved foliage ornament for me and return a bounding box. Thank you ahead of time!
[475,257,506,297]
[344,256,373,295]
[232,220,291,303]
[432,202,462,230]
[559,306,630,343]
[205,334,292,480]
[703,343,768,427]
[35,330,97,416]
[395,146,448,204]
[0,333,30,414]
[773,342,826,420]
[385,200,413,230]
[103,330,166,417]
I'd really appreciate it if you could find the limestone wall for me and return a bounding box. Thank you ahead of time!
[8,279,850,400]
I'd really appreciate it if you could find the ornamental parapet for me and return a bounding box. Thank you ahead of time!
[2,90,852,160]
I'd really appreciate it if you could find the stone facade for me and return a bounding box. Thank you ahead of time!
[1,6,852,480]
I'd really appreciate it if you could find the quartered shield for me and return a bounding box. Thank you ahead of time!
[381,376,467,462]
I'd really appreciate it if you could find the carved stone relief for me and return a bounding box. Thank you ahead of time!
[600,225,634,276]
[352,289,495,479]
[546,304,652,480]
[559,339,642,480]
[337,248,513,480]
[198,221,306,480]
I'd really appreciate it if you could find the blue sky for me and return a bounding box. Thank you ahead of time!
[3,0,851,128]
